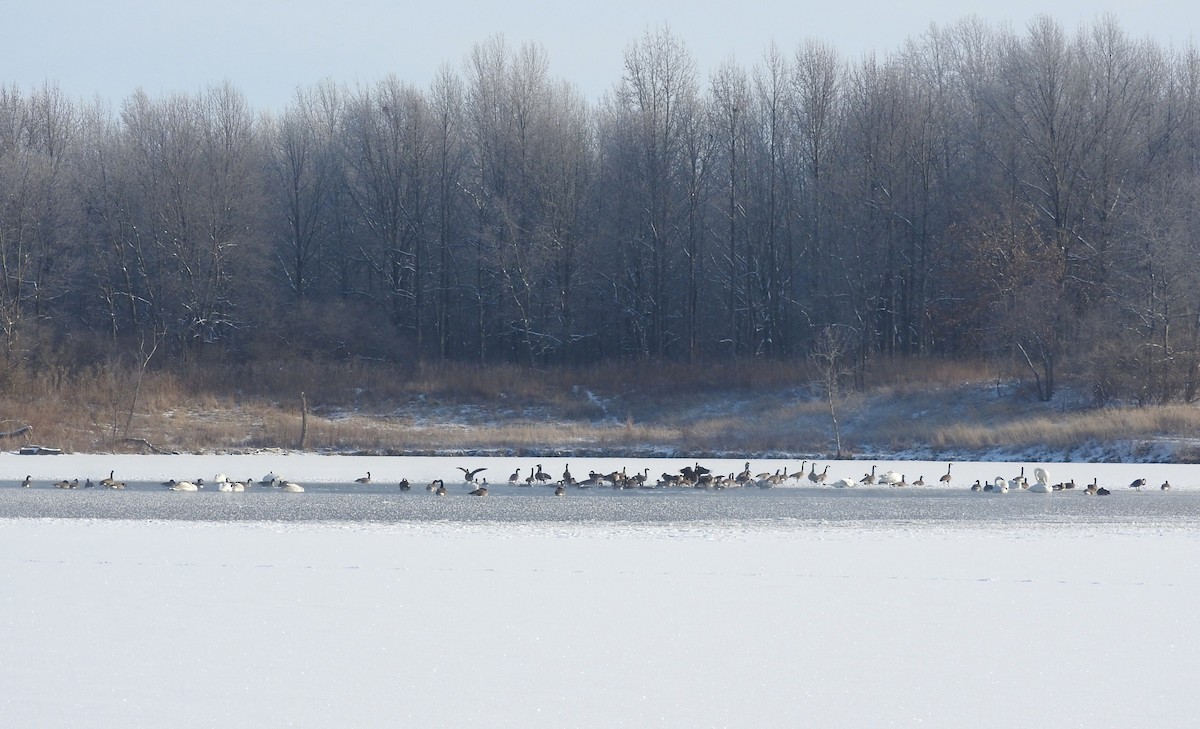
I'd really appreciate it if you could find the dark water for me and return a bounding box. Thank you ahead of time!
[2,480,1198,527]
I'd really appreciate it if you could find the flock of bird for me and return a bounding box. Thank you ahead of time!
[15,461,1175,496]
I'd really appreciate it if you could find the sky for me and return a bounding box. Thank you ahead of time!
[5,1,1198,112]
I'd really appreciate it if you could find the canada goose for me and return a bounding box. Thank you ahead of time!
[1010,467,1026,491]
[896,475,908,487]
[807,463,821,484]
[562,464,573,483]
[1097,487,1111,496]
[435,482,447,496]
[861,465,877,485]
[970,479,982,492]
[280,481,305,492]
[100,470,116,488]
[54,479,74,489]
[554,485,566,496]
[1162,481,1171,491]
[534,465,551,483]
[790,462,807,481]
[1085,478,1099,495]
[913,475,926,486]
[1129,478,1146,491]
[107,480,126,490]
[508,469,521,485]
[458,466,487,482]
[398,479,411,491]
[468,485,488,496]
[940,463,952,485]
[21,475,31,488]
[355,472,372,484]
[84,478,94,488]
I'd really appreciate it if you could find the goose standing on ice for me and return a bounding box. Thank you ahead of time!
[1129,478,1146,491]
[860,465,877,485]
[939,463,952,486]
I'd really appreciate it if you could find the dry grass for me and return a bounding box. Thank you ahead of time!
[0,355,1196,458]
[926,405,1200,450]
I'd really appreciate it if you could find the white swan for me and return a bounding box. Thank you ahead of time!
[880,470,904,486]
[170,480,199,492]
[279,481,305,492]
[217,481,234,492]
[1033,467,1050,486]
[994,476,1009,494]
[830,477,856,488]
[262,472,280,487]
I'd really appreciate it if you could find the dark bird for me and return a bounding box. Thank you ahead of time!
[554,485,566,496]
[940,463,953,485]
[458,466,487,482]
[355,472,372,484]
[1129,478,1146,491]
[1162,480,1172,491]
[468,485,488,496]
[398,479,411,491]
[21,475,31,488]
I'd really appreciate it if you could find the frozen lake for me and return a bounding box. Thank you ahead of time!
[5,454,1200,727]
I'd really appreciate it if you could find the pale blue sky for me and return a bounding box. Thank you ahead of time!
[6,1,1197,111]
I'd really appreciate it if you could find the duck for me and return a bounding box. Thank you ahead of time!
[354,472,372,484]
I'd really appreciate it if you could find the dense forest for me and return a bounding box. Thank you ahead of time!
[3,15,1200,405]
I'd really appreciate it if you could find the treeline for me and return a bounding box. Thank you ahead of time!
[3,15,1200,404]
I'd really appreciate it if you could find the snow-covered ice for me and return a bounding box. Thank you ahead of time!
[2,453,1199,728]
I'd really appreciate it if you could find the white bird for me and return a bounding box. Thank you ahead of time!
[262,472,280,487]
[217,481,234,492]
[280,481,305,492]
[169,480,199,492]
[994,476,1009,494]
[880,471,903,486]
[830,477,856,489]
[1033,467,1050,486]
[1010,467,1027,491]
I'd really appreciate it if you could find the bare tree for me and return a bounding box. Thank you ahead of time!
[809,325,856,457]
